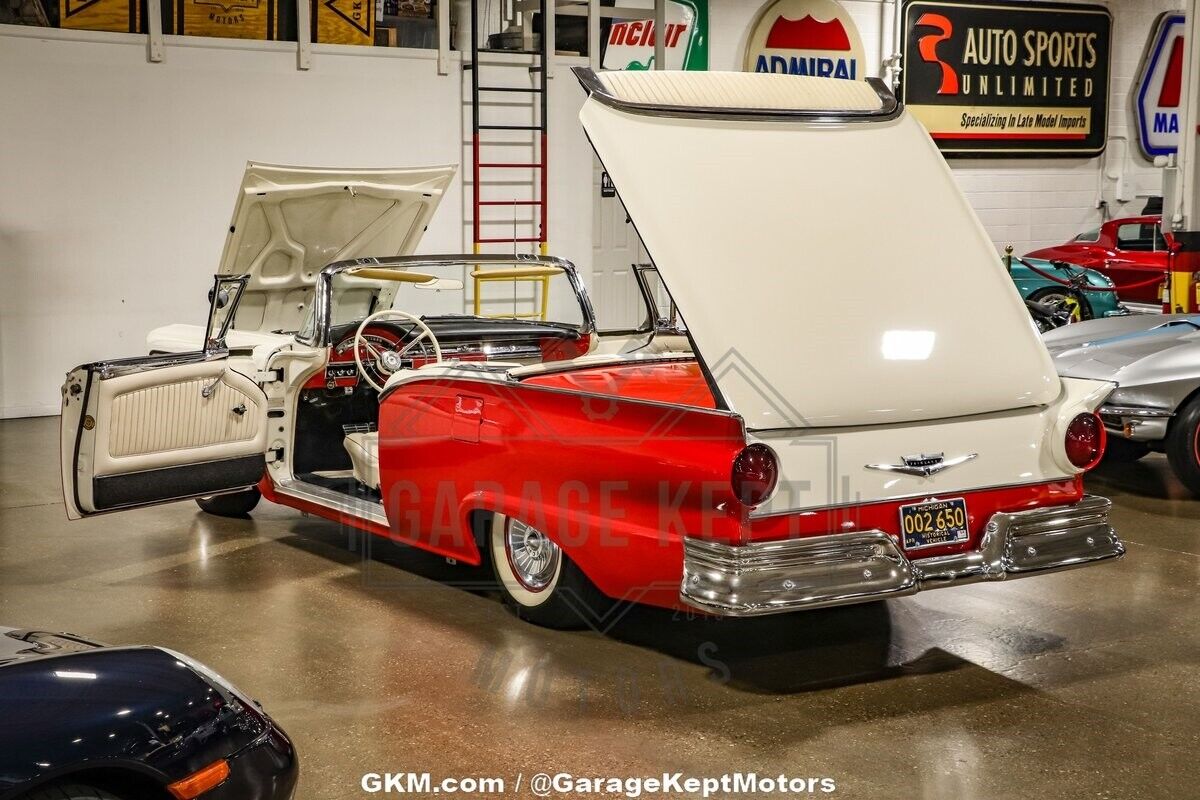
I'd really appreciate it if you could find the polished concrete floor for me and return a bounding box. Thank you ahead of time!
[2,415,1197,799]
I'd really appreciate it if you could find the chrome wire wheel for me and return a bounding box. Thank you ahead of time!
[485,512,612,629]
[503,518,561,592]
[489,514,564,610]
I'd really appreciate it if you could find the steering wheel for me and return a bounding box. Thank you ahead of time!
[353,310,443,392]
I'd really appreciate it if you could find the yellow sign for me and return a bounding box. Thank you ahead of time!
[181,0,272,39]
[908,104,1093,140]
[316,0,374,45]
[60,0,139,33]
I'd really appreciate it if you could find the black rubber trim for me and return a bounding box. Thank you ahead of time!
[93,454,265,511]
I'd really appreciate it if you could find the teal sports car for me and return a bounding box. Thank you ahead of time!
[1008,255,1128,325]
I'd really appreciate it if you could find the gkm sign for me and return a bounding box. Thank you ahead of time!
[743,0,866,80]
[1135,12,1186,159]
[901,0,1111,157]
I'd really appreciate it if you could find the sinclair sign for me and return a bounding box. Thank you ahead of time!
[602,0,708,71]
[1134,12,1186,159]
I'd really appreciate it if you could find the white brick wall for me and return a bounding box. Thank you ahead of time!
[709,0,1176,253]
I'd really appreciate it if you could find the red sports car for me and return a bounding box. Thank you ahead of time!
[1025,215,1169,308]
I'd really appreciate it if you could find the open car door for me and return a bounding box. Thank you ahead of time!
[60,276,269,519]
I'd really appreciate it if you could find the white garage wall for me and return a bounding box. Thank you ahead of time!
[0,29,593,418]
[709,0,1174,252]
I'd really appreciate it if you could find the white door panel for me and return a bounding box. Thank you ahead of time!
[95,362,266,472]
[62,355,268,518]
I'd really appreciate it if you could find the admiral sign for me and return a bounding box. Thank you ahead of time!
[1134,12,1185,159]
[743,0,865,80]
[901,0,1111,157]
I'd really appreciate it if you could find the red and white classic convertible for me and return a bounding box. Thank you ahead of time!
[60,69,1123,628]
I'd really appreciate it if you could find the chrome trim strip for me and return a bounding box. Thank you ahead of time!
[1122,302,1165,315]
[272,477,390,528]
[571,67,903,123]
[682,495,1123,616]
[511,351,695,379]
[747,477,1067,519]
[865,452,978,478]
[1098,404,1174,418]
[91,349,230,380]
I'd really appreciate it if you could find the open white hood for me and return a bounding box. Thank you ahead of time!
[576,70,1059,429]
[220,162,456,334]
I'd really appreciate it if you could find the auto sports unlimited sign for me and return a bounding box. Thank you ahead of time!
[901,0,1111,156]
[744,0,865,80]
[602,0,708,71]
[1134,12,1185,158]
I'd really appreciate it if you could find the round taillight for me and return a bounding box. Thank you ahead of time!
[732,443,779,507]
[1065,412,1106,470]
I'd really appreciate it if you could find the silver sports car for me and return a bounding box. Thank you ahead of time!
[1044,314,1200,494]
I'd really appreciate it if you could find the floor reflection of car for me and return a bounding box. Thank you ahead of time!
[59,69,1124,630]
[1009,256,1127,324]
[1025,215,1168,309]
[1045,314,1200,495]
[0,627,296,800]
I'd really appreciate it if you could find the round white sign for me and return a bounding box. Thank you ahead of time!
[744,0,866,80]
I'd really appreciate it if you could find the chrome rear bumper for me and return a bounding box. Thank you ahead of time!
[680,495,1123,617]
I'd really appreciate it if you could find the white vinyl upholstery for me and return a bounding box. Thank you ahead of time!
[344,432,380,490]
[90,361,267,478]
[146,323,296,355]
[597,70,883,112]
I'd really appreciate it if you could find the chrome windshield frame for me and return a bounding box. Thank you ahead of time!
[296,254,598,348]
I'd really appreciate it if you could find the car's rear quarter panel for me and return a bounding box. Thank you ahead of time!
[377,373,745,607]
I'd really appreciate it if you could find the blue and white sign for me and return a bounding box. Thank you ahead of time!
[1135,12,1186,158]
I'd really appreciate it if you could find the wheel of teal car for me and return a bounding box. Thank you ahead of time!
[488,513,611,630]
[1166,396,1200,497]
[1030,288,1092,322]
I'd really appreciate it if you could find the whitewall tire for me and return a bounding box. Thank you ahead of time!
[487,513,611,629]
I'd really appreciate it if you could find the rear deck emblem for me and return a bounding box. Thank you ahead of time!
[865,452,977,477]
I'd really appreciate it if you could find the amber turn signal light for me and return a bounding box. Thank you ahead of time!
[167,759,231,799]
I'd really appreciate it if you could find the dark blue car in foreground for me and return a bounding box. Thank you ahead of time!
[0,627,296,800]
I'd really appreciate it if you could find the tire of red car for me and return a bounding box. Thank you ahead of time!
[1166,396,1200,497]
[486,513,611,630]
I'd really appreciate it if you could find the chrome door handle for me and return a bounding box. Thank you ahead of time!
[232,403,247,416]
[201,372,224,398]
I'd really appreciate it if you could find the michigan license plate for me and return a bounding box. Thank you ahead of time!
[898,497,969,551]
